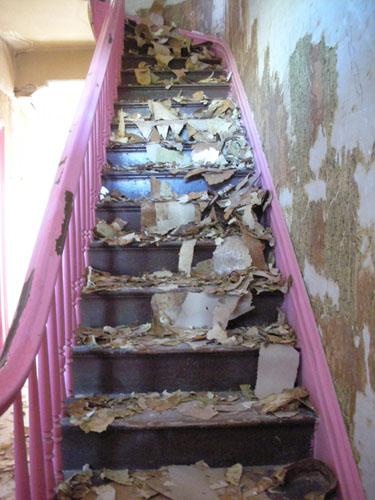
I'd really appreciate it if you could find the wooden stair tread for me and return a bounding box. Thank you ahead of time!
[89,239,215,248]
[72,343,258,355]
[62,393,316,429]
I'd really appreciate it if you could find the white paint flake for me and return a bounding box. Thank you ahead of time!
[303,259,340,308]
[304,179,327,202]
[354,164,375,227]
[354,325,375,499]
[278,187,293,229]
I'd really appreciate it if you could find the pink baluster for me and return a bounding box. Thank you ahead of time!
[28,361,47,500]
[38,331,56,498]
[62,239,74,396]
[13,390,31,500]
[66,221,79,332]
[88,136,97,229]
[93,114,101,195]
[82,159,90,268]
[47,293,64,482]
[54,269,67,408]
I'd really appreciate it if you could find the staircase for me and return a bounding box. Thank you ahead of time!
[57,14,332,499]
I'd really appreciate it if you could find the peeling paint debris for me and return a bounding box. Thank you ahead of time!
[75,310,296,350]
[94,175,273,250]
[56,458,335,499]
[55,191,74,255]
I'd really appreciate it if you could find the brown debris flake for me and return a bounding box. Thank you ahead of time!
[56,458,336,499]
[75,310,296,351]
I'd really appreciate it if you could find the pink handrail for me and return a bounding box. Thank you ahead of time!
[0,0,124,497]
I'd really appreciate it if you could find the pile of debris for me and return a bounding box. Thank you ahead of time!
[57,459,336,500]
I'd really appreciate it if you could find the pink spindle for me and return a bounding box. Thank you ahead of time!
[62,243,74,396]
[46,294,64,481]
[28,361,47,499]
[37,332,55,498]
[88,137,97,229]
[73,190,84,285]
[13,390,31,500]
[82,160,91,268]
[66,221,80,330]
[54,270,67,406]
[93,114,101,192]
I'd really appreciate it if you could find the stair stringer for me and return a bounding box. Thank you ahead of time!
[173,27,364,500]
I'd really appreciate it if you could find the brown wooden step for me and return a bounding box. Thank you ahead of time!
[110,121,245,142]
[121,69,226,86]
[61,401,316,470]
[88,240,215,275]
[71,344,259,395]
[122,54,222,69]
[62,461,337,500]
[117,83,231,100]
[100,168,253,197]
[80,289,283,328]
[114,100,222,117]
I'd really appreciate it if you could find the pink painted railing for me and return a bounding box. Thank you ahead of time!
[0,1,124,498]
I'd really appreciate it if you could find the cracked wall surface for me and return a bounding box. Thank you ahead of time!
[126,0,226,37]
[225,0,375,497]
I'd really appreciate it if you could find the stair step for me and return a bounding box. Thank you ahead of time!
[72,344,258,394]
[100,170,253,199]
[106,142,248,168]
[121,69,226,86]
[96,203,141,229]
[80,289,283,328]
[110,121,245,142]
[61,398,315,469]
[123,34,216,57]
[88,240,214,275]
[61,461,336,500]
[117,83,230,100]
[122,54,222,69]
[115,100,221,116]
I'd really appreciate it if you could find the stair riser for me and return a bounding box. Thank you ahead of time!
[96,206,141,230]
[122,54,221,69]
[101,171,252,198]
[80,292,283,328]
[72,350,258,394]
[61,422,314,470]
[124,38,212,57]
[88,244,214,275]
[117,84,230,100]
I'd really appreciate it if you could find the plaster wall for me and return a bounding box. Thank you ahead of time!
[0,0,95,49]
[125,0,226,37]
[225,1,375,497]
[15,48,94,93]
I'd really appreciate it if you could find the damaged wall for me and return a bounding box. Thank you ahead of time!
[0,37,14,134]
[225,0,375,496]
[14,47,94,95]
[125,0,226,37]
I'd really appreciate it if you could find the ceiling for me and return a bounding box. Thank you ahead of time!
[0,0,95,50]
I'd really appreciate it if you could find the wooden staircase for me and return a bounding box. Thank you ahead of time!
[57,16,330,499]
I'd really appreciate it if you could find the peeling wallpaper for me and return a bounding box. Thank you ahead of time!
[225,0,375,496]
